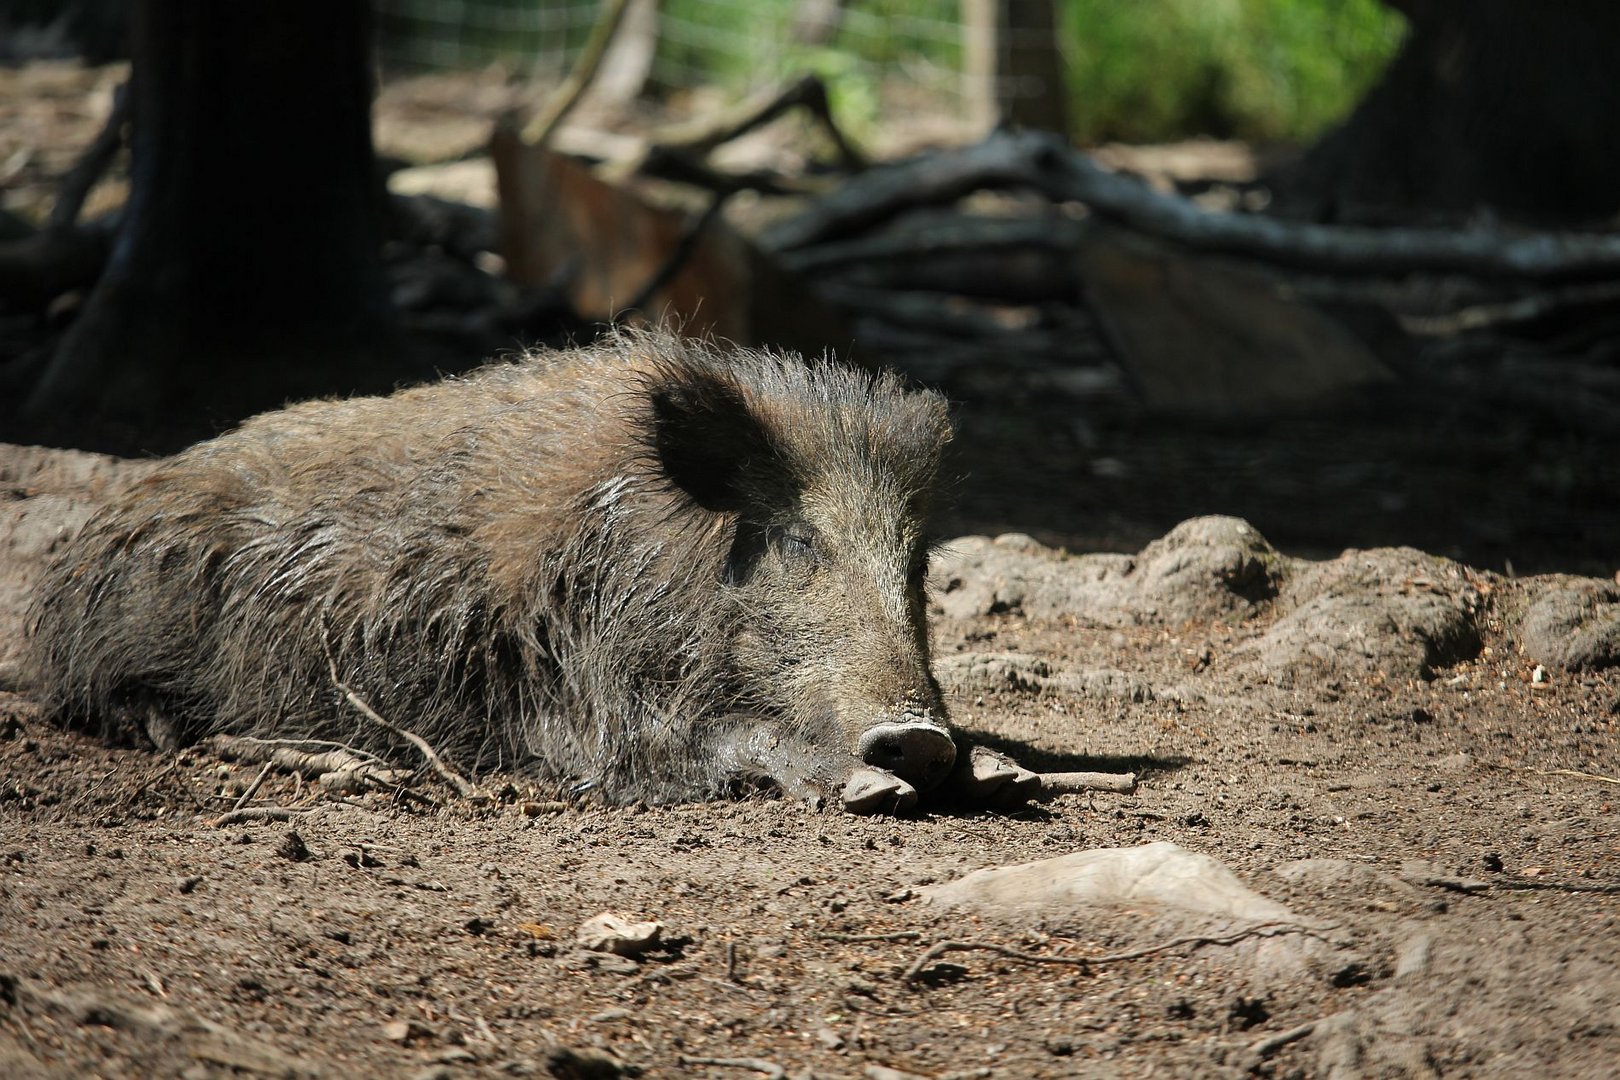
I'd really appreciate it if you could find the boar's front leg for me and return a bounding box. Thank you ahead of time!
[934,746,1139,808]
[705,716,922,814]
[937,744,1044,808]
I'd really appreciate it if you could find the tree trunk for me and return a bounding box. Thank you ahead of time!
[24,0,420,453]
[1274,0,1620,226]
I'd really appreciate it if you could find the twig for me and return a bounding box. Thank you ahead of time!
[676,1057,785,1079]
[208,732,412,797]
[814,931,924,944]
[322,650,489,803]
[653,73,865,171]
[521,0,634,146]
[622,191,731,315]
[207,807,311,827]
[1510,765,1620,787]
[231,761,275,812]
[1248,1020,1317,1058]
[1398,281,1620,336]
[1491,879,1620,895]
[902,922,1314,983]
[1039,771,1138,796]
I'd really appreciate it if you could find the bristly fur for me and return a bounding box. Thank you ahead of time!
[26,329,953,803]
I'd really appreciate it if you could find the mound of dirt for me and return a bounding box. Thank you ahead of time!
[933,515,1616,684]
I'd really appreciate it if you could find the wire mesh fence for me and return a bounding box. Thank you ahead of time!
[374,0,971,109]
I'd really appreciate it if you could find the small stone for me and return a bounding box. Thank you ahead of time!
[576,912,661,956]
[276,831,310,862]
[383,1019,435,1045]
[177,875,203,894]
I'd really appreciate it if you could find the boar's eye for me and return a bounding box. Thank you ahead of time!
[779,529,817,564]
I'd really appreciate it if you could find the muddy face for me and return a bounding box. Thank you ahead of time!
[650,354,956,802]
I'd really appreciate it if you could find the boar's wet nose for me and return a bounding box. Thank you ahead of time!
[857,720,956,792]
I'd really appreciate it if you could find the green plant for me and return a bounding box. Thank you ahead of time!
[1060,0,1405,143]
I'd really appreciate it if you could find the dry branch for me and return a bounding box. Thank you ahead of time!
[207,807,311,827]
[623,191,731,314]
[520,0,635,147]
[902,921,1316,984]
[207,734,402,782]
[232,760,274,811]
[778,214,1085,274]
[767,129,1620,280]
[1038,771,1138,795]
[604,74,864,198]
[652,73,865,171]
[1248,1020,1318,1059]
[324,655,490,803]
[762,131,1059,251]
[676,1056,787,1079]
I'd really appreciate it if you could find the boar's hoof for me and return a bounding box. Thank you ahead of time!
[842,767,919,814]
[954,746,1042,806]
[857,721,956,792]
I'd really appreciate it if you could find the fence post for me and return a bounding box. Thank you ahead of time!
[962,0,1070,134]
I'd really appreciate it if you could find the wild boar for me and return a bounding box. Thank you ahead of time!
[27,331,983,811]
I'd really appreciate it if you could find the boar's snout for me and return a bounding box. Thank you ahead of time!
[857,718,956,792]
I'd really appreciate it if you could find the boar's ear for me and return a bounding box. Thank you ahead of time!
[649,375,769,513]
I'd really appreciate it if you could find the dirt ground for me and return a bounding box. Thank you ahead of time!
[2,444,1618,1080]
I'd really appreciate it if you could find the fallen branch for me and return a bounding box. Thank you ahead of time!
[767,128,1620,281]
[902,921,1315,984]
[231,761,274,812]
[603,74,865,197]
[1248,1020,1318,1059]
[207,733,407,786]
[1491,764,1620,787]
[1038,771,1138,796]
[1397,281,1620,336]
[778,214,1085,274]
[207,807,311,827]
[652,72,865,171]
